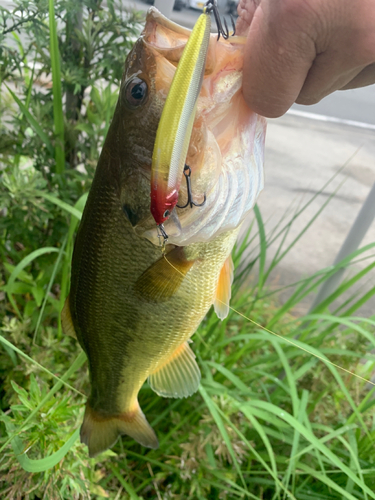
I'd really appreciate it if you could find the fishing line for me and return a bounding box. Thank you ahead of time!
[163,254,375,388]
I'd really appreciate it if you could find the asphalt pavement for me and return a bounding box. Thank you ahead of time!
[252,114,375,317]
[293,85,375,127]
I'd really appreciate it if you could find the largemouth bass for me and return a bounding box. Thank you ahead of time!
[62,7,266,457]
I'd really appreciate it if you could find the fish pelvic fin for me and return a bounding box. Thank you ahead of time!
[134,246,194,303]
[61,295,77,339]
[148,341,201,399]
[214,256,234,320]
[80,401,158,457]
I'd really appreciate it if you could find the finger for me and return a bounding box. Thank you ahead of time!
[341,63,375,90]
[236,0,261,35]
[296,22,374,105]
[241,0,317,117]
[296,59,367,104]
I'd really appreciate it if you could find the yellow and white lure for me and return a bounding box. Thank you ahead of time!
[150,3,213,230]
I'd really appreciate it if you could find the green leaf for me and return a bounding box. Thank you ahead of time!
[199,385,246,490]
[297,462,359,500]
[5,85,54,156]
[109,465,142,500]
[0,336,83,396]
[33,237,67,344]
[6,247,59,318]
[244,400,375,499]
[253,204,266,292]
[3,262,34,284]
[31,285,45,307]
[0,352,86,456]
[5,282,33,295]
[34,191,83,220]
[48,0,65,173]
[74,122,93,134]
[2,415,80,473]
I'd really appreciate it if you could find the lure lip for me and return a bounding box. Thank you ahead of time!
[150,187,179,224]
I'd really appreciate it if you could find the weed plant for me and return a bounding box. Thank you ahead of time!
[1,1,375,499]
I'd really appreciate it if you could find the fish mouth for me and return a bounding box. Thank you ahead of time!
[144,7,246,72]
[146,7,193,38]
[135,7,265,247]
[142,5,248,199]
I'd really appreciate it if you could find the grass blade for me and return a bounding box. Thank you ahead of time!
[0,351,86,455]
[199,385,246,489]
[5,85,54,156]
[4,247,59,318]
[33,236,67,344]
[109,465,142,500]
[48,0,65,173]
[297,463,360,500]
[2,418,79,473]
[245,400,375,499]
[34,191,83,220]
[0,335,83,396]
[253,204,267,292]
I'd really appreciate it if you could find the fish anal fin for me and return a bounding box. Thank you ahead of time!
[214,256,234,320]
[80,401,158,457]
[134,246,194,303]
[61,296,77,339]
[149,341,200,399]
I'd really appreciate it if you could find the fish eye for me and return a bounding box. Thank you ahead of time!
[163,210,170,218]
[124,77,148,108]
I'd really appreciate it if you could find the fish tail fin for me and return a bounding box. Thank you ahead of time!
[117,403,159,451]
[80,401,158,457]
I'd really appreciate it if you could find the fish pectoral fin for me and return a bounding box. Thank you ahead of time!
[134,246,194,303]
[148,341,201,399]
[80,400,158,457]
[213,256,234,320]
[61,296,77,339]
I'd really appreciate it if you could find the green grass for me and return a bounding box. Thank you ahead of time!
[1,192,375,498]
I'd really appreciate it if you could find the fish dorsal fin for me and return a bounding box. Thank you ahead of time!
[148,341,201,398]
[213,256,234,320]
[134,246,194,303]
[61,296,77,339]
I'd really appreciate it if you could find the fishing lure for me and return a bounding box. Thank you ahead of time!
[150,0,235,240]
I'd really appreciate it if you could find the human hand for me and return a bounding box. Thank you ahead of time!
[236,0,375,117]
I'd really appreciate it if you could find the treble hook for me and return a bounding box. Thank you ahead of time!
[205,0,236,40]
[176,165,206,210]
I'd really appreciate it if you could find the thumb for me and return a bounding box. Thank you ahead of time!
[241,0,317,117]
